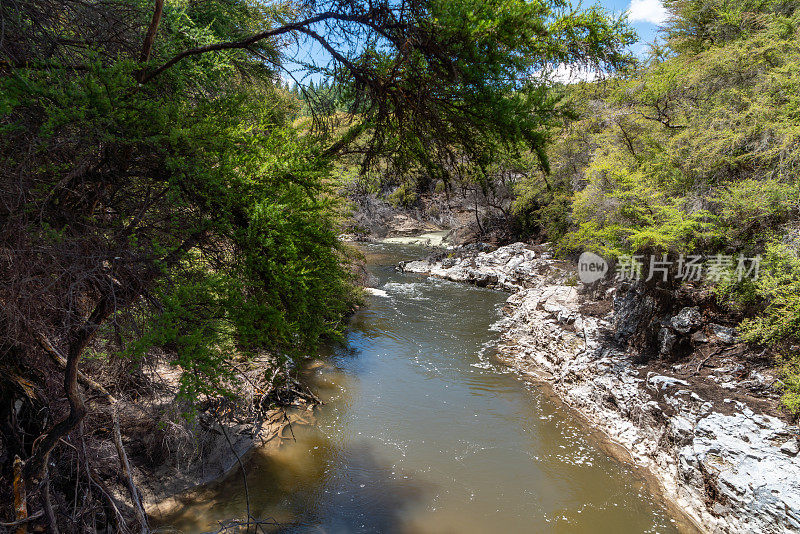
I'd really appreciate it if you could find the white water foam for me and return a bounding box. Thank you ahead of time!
[364,287,389,297]
[381,281,430,300]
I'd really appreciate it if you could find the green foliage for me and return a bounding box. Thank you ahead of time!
[739,242,800,344]
[777,356,800,415]
[566,148,711,256]
[388,182,419,208]
[515,0,800,260]
[512,177,572,242]
[0,0,637,409]
[0,1,361,406]
[662,0,798,52]
[714,179,799,249]
[328,0,635,190]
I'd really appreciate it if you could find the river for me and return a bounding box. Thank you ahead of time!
[160,243,681,533]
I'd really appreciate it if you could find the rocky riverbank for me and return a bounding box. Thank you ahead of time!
[400,242,800,534]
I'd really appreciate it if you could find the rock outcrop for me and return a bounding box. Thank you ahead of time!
[401,242,800,534]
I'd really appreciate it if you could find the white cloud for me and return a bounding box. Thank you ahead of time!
[628,0,669,25]
[542,64,601,85]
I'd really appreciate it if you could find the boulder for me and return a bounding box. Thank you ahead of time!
[670,306,702,334]
[710,324,738,344]
[658,327,678,355]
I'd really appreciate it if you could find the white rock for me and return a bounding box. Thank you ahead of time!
[710,323,738,344]
[780,439,800,456]
[670,306,702,334]
[648,375,691,391]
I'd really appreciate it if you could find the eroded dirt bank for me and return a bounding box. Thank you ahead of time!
[107,357,317,521]
[400,242,800,534]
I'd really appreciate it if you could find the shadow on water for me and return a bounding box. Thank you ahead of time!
[272,441,430,534]
[158,428,430,533]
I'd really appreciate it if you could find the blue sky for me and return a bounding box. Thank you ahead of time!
[602,0,669,55]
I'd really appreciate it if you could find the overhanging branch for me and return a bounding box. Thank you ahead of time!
[138,11,382,85]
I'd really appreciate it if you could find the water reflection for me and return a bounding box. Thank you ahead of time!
[274,441,429,534]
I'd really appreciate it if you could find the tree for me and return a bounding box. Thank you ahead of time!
[0,0,634,530]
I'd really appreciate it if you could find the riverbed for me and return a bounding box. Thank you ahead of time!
[160,243,681,533]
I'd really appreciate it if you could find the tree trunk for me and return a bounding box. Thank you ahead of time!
[25,297,113,480]
[139,0,164,64]
[473,188,484,235]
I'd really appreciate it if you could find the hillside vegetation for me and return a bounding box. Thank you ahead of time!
[512,0,800,408]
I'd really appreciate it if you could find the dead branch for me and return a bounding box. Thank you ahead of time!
[205,517,279,534]
[79,424,126,533]
[693,347,727,376]
[112,405,149,534]
[12,456,27,534]
[212,410,252,532]
[37,333,118,403]
[0,512,43,529]
[42,464,59,534]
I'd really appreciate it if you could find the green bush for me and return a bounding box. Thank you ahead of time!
[388,181,419,208]
[739,241,800,344]
[504,0,800,411]
[778,356,800,415]
[714,179,799,248]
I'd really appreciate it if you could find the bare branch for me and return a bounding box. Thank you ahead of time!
[139,11,380,85]
[112,405,150,534]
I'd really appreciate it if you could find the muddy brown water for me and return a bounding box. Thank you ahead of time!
[159,243,683,533]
